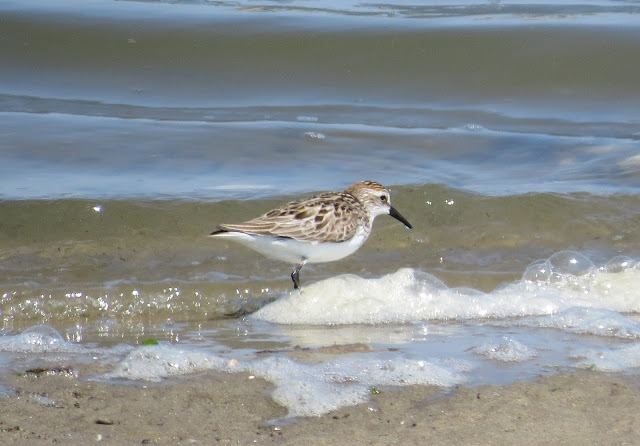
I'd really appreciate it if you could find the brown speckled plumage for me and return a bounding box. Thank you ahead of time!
[216,191,368,242]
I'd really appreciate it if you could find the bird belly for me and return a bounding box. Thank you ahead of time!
[212,231,368,264]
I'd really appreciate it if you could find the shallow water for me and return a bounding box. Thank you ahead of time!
[1,0,639,420]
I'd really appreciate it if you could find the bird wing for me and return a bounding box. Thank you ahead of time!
[215,193,366,242]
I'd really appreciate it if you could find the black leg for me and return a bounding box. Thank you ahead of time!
[291,261,306,289]
[291,264,301,289]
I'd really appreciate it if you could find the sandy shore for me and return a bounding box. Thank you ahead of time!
[1,365,638,445]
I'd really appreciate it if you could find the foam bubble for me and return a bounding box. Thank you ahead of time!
[548,251,594,276]
[605,255,635,273]
[0,325,78,353]
[523,251,599,285]
[522,259,553,282]
[103,344,230,381]
[472,337,537,362]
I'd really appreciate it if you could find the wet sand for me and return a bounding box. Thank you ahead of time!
[1,366,638,445]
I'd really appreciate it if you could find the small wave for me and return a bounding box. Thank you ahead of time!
[253,251,640,329]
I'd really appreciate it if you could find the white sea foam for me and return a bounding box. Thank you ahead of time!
[0,325,79,353]
[248,354,467,418]
[102,344,230,381]
[98,342,468,418]
[574,343,640,372]
[472,337,537,362]
[4,252,639,421]
[513,307,640,339]
[253,252,640,327]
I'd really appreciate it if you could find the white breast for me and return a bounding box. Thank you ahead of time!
[213,229,370,264]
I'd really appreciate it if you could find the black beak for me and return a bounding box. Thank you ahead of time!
[389,206,412,229]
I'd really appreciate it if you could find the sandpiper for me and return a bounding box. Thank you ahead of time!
[209,181,412,289]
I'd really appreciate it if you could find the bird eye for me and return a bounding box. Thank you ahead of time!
[380,195,388,202]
